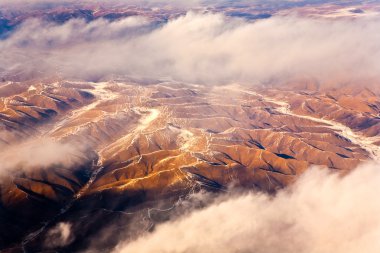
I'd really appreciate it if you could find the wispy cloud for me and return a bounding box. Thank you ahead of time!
[0,138,87,178]
[44,222,74,248]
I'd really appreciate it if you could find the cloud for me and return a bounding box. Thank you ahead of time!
[44,222,74,248]
[2,12,380,85]
[4,16,151,47]
[113,162,380,253]
[0,137,87,177]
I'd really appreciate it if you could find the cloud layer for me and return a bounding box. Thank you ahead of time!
[113,162,380,253]
[2,12,380,85]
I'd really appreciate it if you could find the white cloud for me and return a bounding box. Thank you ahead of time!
[113,162,380,253]
[2,12,380,85]
[0,138,86,177]
[44,222,74,248]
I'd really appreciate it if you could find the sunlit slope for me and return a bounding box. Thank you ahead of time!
[1,79,379,250]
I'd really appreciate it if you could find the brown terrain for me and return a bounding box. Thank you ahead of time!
[0,79,379,252]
